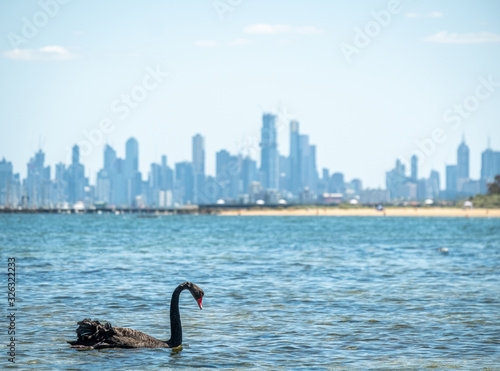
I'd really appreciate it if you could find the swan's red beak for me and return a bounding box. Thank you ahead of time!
[197,296,203,310]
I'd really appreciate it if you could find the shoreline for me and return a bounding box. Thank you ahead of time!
[1,207,500,218]
[218,207,500,218]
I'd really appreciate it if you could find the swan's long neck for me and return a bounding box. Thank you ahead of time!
[167,284,186,347]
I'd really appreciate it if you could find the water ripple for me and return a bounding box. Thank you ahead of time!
[1,215,499,369]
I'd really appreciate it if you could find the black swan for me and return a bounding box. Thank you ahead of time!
[68,282,204,349]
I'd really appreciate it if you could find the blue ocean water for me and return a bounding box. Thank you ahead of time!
[0,214,499,369]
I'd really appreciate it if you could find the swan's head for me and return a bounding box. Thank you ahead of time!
[183,282,204,310]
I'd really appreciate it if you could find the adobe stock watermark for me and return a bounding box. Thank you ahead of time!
[213,0,243,21]
[443,75,499,130]
[7,0,71,49]
[65,65,169,162]
[397,75,499,171]
[340,0,403,63]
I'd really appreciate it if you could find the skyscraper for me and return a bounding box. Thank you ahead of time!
[96,145,116,203]
[330,172,345,193]
[125,137,141,205]
[386,159,407,199]
[308,144,318,193]
[446,165,457,199]
[322,168,329,181]
[480,139,500,193]
[98,144,127,206]
[428,170,440,199]
[148,158,172,207]
[417,178,427,200]
[192,134,205,204]
[125,138,139,176]
[228,154,241,200]
[54,162,68,205]
[175,161,194,205]
[317,168,330,194]
[278,155,289,193]
[216,149,230,200]
[351,179,363,194]
[241,156,257,195]
[26,149,52,207]
[411,155,418,182]
[0,158,13,206]
[104,144,117,171]
[260,113,279,189]
[160,155,174,192]
[298,134,318,193]
[457,137,469,183]
[289,120,300,194]
[68,145,86,204]
[215,149,240,200]
[148,162,161,206]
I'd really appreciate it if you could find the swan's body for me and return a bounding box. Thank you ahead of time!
[68,282,204,350]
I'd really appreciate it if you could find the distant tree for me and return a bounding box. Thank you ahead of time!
[487,175,500,195]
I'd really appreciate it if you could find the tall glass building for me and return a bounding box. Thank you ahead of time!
[192,134,205,203]
[457,137,469,180]
[260,113,279,189]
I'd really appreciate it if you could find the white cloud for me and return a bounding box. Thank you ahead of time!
[295,26,324,35]
[199,25,322,48]
[244,24,291,34]
[3,45,75,61]
[424,31,500,44]
[428,11,444,18]
[228,39,251,46]
[243,24,323,35]
[195,40,217,47]
[405,12,419,18]
[405,11,444,18]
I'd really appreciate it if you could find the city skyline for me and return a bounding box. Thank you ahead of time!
[1,111,499,208]
[1,117,498,188]
[1,1,499,188]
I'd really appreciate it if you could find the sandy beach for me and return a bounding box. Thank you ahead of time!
[218,207,500,217]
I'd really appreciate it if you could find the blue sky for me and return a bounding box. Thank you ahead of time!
[1,0,500,187]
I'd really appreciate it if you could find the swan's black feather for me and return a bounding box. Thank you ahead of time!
[68,319,170,349]
[68,282,204,350]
